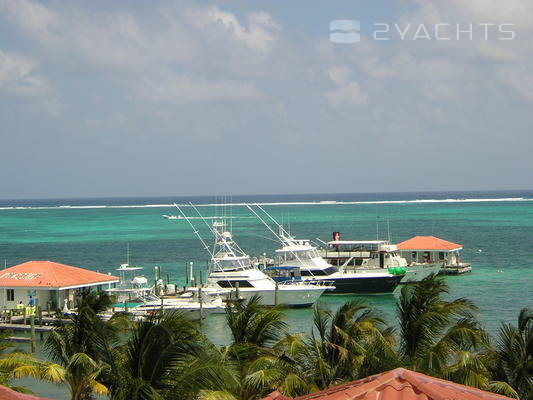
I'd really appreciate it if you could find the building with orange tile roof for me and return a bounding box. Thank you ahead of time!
[0,261,118,310]
[397,236,463,252]
[0,385,46,400]
[396,236,471,274]
[262,368,514,400]
[0,384,49,400]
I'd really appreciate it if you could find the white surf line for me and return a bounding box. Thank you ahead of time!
[0,197,531,211]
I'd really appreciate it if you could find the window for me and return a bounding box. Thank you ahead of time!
[439,252,445,260]
[301,267,337,277]
[6,289,14,302]
[217,280,254,288]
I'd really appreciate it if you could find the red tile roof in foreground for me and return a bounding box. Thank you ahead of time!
[0,261,118,289]
[264,368,514,400]
[397,236,462,251]
[0,385,49,400]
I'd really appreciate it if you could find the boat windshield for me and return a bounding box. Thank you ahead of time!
[213,257,252,270]
[280,249,319,260]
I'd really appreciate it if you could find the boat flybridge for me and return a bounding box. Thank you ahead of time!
[245,204,405,294]
[320,237,442,284]
[175,204,332,307]
[105,246,153,302]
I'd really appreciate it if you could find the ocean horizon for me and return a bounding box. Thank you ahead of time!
[1,189,532,209]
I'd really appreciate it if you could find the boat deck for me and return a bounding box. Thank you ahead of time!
[439,263,472,275]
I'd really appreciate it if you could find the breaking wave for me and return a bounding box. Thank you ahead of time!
[0,197,530,211]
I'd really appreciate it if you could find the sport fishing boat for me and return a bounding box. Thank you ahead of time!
[320,235,442,284]
[105,247,153,302]
[246,204,404,294]
[126,292,225,319]
[105,291,225,320]
[176,205,332,307]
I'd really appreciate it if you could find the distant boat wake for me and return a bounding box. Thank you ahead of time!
[0,197,531,211]
[162,215,253,220]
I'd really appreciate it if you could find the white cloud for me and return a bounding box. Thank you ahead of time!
[0,49,59,113]
[327,67,352,84]
[186,6,280,52]
[135,73,264,104]
[0,0,57,41]
[325,81,368,106]
[0,0,281,105]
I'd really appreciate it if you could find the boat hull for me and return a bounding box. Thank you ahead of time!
[299,273,403,295]
[197,285,327,307]
[324,275,402,294]
[224,286,326,307]
[400,263,442,284]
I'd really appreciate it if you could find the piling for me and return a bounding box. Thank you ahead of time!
[30,315,36,353]
[198,286,203,325]
[22,308,27,325]
[275,282,279,306]
[37,306,43,326]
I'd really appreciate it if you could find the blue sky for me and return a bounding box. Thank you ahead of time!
[0,0,531,199]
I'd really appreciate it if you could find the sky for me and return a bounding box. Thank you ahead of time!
[0,0,532,199]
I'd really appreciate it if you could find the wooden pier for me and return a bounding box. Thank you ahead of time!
[439,263,472,275]
[0,323,53,332]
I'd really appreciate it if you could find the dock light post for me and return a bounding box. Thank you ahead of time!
[190,262,194,286]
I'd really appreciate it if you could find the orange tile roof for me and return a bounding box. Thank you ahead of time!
[263,391,291,400]
[0,261,118,289]
[0,384,49,400]
[264,368,514,400]
[397,236,462,251]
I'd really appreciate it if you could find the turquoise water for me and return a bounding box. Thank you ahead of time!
[1,192,532,398]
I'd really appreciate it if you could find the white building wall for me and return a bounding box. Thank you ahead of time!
[400,250,461,265]
[1,288,57,310]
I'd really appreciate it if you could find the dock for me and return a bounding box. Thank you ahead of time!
[0,323,53,332]
[0,307,62,334]
[439,263,472,275]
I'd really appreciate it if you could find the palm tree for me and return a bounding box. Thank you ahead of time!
[0,295,113,400]
[306,301,397,389]
[489,308,533,399]
[108,309,237,400]
[212,295,290,400]
[397,275,490,386]
[226,295,287,349]
[0,331,38,394]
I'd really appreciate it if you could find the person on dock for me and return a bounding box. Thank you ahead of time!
[28,296,34,307]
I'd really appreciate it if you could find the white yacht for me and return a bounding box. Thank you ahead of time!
[272,235,404,294]
[105,249,152,303]
[176,206,332,307]
[320,238,442,284]
[125,292,225,319]
[246,204,404,294]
